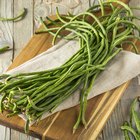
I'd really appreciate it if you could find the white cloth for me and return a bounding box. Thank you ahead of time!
[4,39,140,122]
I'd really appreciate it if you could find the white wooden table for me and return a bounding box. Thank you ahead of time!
[0,0,139,139]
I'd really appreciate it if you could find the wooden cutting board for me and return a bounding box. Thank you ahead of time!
[0,0,133,139]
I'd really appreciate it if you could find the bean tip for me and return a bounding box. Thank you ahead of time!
[72,128,76,134]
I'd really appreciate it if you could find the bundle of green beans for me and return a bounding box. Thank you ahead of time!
[121,97,140,140]
[0,0,140,133]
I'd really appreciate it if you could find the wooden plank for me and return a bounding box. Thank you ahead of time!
[13,0,34,57]
[0,0,14,139]
[0,0,14,72]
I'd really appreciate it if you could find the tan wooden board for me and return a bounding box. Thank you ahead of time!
[0,0,134,139]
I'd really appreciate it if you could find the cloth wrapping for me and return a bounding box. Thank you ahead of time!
[4,39,140,123]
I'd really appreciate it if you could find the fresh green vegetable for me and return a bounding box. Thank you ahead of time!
[0,46,10,54]
[0,0,140,133]
[0,8,27,22]
[121,97,140,140]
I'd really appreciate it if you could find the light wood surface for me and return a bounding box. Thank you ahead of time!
[0,0,139,140]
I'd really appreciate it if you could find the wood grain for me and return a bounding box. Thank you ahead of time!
[13,0,34,57]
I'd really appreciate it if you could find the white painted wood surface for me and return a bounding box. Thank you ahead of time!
[0,0,139,140]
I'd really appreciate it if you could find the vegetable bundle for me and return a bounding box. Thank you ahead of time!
[0,0,140,133]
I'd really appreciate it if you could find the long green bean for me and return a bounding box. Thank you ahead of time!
[0,8,27,22]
